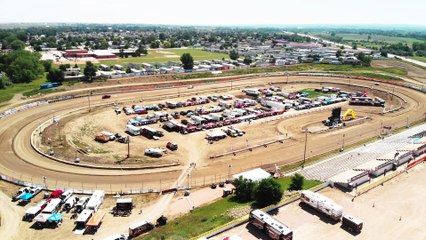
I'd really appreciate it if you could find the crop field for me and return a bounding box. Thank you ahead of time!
[98,48,229,65]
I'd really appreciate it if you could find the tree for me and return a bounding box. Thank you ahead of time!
[0,75,12,89]
[356,52,372,66]
[83,61,97,82]
[180,53,194,70]
[41,60,53,72]
[58,64,70,71]
[163,41,171,48]
[352,43,358,50]
[0,50,44,83]
[234,176,256,202]
[47,68,64,83]
[243,57,252,65]
[150,41,160,49]
[229,50,239,60]
[380,51,388,57]
[289,173,305,191]
[10,40,26,51]
[340,45,345,50]
[254,178,283,207]
[118,49,124,58]
[336,50,343,58]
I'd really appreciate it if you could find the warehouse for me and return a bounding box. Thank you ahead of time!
[329,169,369,190]
[354,160,394,177]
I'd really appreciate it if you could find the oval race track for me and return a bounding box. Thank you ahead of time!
[0,76,425,193]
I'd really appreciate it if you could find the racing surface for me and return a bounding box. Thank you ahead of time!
[0,76,425,192]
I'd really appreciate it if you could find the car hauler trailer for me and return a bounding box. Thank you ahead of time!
[249,209,293,240]
[300,190,343,221]
[128,221,154,238]
[75,209,94,230]
[342,215,363,233]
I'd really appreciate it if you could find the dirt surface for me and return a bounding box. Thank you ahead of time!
[212,163,426,240]
[0,76,424,194]
[372,60,426,84]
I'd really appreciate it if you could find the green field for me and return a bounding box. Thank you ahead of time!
[0,75,49,105]
[99,48,228,65]
[139,177,321,240]
[316,33,424,49]
[410,55,426,63]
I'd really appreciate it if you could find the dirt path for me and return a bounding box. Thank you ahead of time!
[0,191,24,240]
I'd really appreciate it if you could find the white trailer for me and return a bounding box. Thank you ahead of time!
[209,113,223,122]
[190,116,206,125]
[300,190,343,221]
[329,170,370,190]
[60,190,73,203]
[86,190,105,211]
[354,160,394,177]
[23,200,47,222]
[260,99,287,110]
[126,125,140,136]
[42,198,62,214]
[75,209,94,229]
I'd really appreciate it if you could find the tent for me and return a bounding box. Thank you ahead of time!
[233,168,271,182]
[47,213,63,222]
[19,192,33,201]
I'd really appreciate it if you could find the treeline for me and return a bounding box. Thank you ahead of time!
[380,42,426,57]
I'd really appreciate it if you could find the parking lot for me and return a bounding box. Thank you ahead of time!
[212,163,426,240]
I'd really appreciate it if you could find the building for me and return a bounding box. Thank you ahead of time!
[329,169,369,190]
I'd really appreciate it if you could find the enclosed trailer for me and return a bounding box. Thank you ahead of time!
[128,221,154,238]
[42,198,62,214]
[342,215,363,233]
[126,125,140,136]
[75,209,94,229]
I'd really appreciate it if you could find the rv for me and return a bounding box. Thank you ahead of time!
[190,116,206,125]
[300,190,343,221]
[209,113,223,122]
[63,196,78,212]
[218,101,232,109]
[249,209,293,240]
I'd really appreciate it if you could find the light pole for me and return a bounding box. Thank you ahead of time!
[341,134,345,151]
[187,174,190,188]
[127,136,130,158]
[303,130,308,164]
[228,164,232,181]
[42,176,47,189]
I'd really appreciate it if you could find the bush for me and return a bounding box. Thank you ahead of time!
[289,173,305,191]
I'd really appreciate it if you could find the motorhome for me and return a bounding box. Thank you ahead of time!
[300,190,343,221]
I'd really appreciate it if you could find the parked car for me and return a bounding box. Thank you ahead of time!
[166,142,178,151]
[102,95,111,99]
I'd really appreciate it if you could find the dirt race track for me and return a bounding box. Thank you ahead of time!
[0,75,425,193]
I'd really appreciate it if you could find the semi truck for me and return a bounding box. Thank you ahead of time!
[249,209,293,240]
[300,190,343,221]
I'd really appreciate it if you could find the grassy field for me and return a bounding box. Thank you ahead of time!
[410,55,426,63]
[139,178,322,240]
[319,33,424,47]
[0,76,48,105]
[99,48,228,65]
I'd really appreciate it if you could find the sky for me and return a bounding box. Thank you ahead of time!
[1,0,425,26]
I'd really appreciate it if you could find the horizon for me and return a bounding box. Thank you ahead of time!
[2,0,426,27]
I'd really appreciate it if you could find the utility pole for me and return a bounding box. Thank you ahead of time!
[228,164,232,181]
[341,134,345,151]
[187,174,190,188]
[303,130,308,164]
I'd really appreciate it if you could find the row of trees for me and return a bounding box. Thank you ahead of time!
[233,174,306,207]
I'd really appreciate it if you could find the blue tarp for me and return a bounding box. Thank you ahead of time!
[47,213,63,222]
[19,193,33,201]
